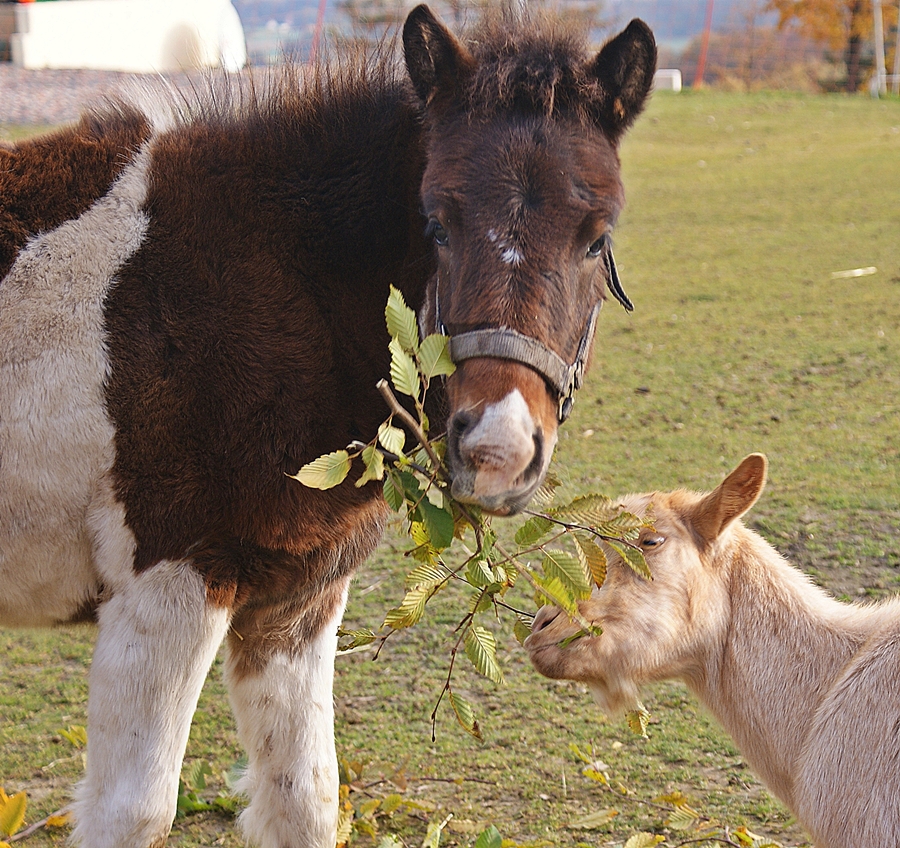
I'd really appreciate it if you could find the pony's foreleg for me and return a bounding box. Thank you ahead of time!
[225,578,350,848]
[72,560,231,848]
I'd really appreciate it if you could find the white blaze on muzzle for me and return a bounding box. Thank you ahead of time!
[455,389,538,499]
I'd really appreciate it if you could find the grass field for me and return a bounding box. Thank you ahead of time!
[1,90,899,847]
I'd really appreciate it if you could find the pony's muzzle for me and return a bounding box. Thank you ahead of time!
[446,391,548,515]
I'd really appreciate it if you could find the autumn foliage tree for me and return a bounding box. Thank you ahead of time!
[767,0,897,90]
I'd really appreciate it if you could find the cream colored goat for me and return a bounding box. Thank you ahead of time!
[526,454,900,848]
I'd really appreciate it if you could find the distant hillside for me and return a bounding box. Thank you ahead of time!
[232,0,775,61]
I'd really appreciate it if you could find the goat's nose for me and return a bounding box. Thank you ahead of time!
[531,605,560,633]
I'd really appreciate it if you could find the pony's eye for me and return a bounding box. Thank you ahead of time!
[587,234,608,258]
[427,219,449,247]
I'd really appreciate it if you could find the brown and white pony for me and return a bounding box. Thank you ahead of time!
[0,6,655,847]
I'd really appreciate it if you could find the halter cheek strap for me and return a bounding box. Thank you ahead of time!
[440,248,633,423]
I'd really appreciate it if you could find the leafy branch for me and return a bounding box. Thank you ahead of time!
[292,286,655,740]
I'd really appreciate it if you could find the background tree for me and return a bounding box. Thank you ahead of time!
[766,0,897,90]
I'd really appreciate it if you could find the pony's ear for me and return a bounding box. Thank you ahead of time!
[403,4,474,107]
[587,19,657,143]
[691,454,768,545]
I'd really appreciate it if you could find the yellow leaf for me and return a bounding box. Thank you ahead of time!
[46,811,72,828]
[570,808,618,829]
[58,725,88,748]
[623,834,665,848]
[0,790,26,838]
[626,703,651,738]
[666,802,702,830]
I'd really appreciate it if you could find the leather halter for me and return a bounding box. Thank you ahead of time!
[438,248,633,423]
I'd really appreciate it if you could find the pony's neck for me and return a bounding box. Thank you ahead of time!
[690,527,875,809]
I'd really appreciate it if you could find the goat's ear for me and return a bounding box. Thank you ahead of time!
[403,4,474,107]
[692,454,768,544]
[587,19,657,144]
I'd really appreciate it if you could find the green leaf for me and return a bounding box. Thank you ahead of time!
[534,575,579,615]
[573,532,608,588]
[541,549,591,600]
[380,794,404,815]
[473,825,503,848]
[356,444,385,488]
[470,589,496,614]
[291,450,351,489]
[337,627,377,652]
[513,617,532,645]
[607,540,652,581]
[378,421,406,456]
[184,760,212,792]
[383,584,431,629]
[449,690,482,741]
[420,498,455,550]
[552,493,621,526]
[0,791,26,838]
[464,625,504,684]
[385,285,419,352]
[383,471,405,511]
[466,557,495,588]
[405,562,450,589]
[593,509,647,533]
[389,337,420,399]
[514,515,554,547]
[417,333,456,379]
[396,469,424,505]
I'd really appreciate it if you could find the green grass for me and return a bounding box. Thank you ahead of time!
[1,91,899,847]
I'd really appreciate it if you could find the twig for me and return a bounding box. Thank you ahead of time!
[376,379,445,480]
[375,378,485,550]
[492,541,599,635]
[9,807,71,842]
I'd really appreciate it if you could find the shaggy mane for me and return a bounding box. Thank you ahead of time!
[461,10,605,124]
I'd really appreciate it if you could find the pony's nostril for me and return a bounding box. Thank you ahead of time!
[450,410,473,443]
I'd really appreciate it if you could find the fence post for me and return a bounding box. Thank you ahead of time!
[693,0,715,87]
[873,0,887,95]
[893,0,900,94]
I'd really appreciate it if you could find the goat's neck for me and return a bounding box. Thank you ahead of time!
[688,528,874,810]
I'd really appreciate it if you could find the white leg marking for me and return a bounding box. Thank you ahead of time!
[0,147,152,626]
[227,584,350,848]
[72,560,230,848]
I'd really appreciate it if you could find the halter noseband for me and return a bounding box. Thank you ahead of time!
[439,248,633,423]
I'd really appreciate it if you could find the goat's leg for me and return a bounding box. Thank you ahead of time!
[72,560,231,848]
[225,577,350,848]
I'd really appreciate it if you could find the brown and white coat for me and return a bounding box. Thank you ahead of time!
[0,6,656,847]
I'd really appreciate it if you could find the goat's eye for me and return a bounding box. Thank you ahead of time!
[587,234,608,258]
[427,219,449,247]
[639,531,666,549]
